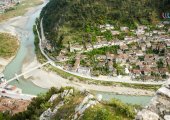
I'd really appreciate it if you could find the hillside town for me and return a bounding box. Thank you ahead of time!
[0,0,20,13]
[42,21,170,81]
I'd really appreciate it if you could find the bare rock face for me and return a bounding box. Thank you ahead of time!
[135,80,170,120]
[136,110,159,120]
[40,89,74,120]
[73,94,100,120]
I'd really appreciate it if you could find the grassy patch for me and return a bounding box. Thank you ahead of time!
[81,99,140,120]
[0,0,43,22]
[0,33,19,58]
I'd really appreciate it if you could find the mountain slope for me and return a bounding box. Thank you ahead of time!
[40,0,170,55]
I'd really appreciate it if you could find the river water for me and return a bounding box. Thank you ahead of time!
[1,1,152,105]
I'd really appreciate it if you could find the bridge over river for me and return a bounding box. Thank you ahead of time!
[6,61,51,84]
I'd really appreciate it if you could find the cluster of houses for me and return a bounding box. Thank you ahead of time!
[0,0,20,14]
[51,22,170,80]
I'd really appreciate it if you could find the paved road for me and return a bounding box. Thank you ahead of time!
[0,88,36,100]
[37,19,166,85]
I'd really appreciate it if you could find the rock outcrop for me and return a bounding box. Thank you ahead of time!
[73,94,101,120]
[40,89,74,120]
[135,79,170,120]
[40,88,102,120]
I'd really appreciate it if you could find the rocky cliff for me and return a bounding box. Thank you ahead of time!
[135,80,170,120]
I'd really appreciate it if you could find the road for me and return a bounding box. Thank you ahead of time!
[0,88,36,100]
[37,19,166,85]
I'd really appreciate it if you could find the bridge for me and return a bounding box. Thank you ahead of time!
[6,61,51,84]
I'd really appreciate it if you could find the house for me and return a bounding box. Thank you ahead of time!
[144,54,154,61]
[105,24,114,30]
[120,27,129,32]
[158,31,166,35]
[131,69,141,77]
[99,25,105,29]
[60,49,68,55]
[120,44,129,51]
[129,56,137,63]
[107,60,114,72]
[72,54,81,72]
[141,67,152,76]
[99,24,114,32]
[153,30,158,34]
[116,54,128,63]
[117,49,123,54]
[146,41,151,48]
[108,40,115,46]
[77,67,91,75]
[98,62,106,67]
[96,36,105,42]
[85,43,93,51]
[111,31,120,35]
[124,36,134,41]
[70,44,83,52]
[138,25,148,30]
[125,50,134,55]
[106,52,114,61]
[125,67,130,74]
[136,26,146,36]
[46,43,53,52]
[166,41,170,48]
[158,43,166,50]
[156,23,164,28]
[151,67,159,74]
[136,61,143,66]
[135,50,144,56]
[56,55,68,62]
[101,29,107,33]
[159,68,168,75]
[151,44,158,50]
[131,45,137,50]
[100,40,108,46]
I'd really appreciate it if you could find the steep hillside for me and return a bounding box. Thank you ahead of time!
[0,87,141,120]
[135,80,170,120]
[40,0,170,55]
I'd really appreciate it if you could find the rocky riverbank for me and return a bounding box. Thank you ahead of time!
[135,79,170,120]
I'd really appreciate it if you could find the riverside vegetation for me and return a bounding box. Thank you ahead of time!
[0,33,18,58]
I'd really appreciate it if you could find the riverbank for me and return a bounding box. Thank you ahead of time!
[0,33,19,73]
[28,21,157,96]
[0,0,43,22]
[0,57,14,73]
[21,56,154,96]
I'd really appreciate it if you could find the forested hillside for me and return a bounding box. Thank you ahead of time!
[40,0,170,54]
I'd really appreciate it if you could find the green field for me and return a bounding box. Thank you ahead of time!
[0,33,19,58]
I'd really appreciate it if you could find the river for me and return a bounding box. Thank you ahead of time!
[1,0,152,105]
